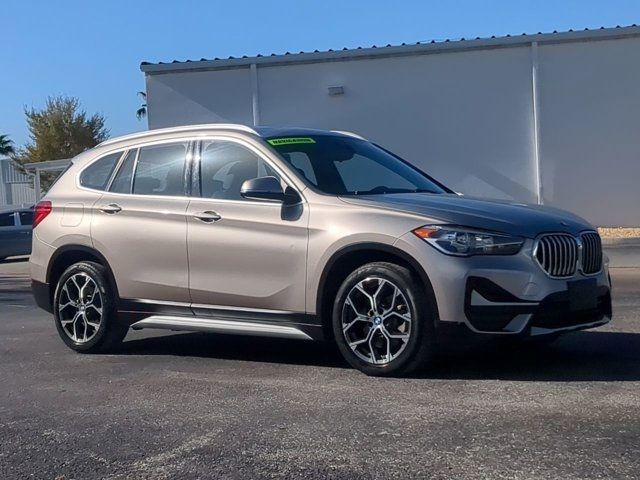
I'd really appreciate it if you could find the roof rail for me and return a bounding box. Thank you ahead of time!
[331,130,366,140]
[98,124,259,147]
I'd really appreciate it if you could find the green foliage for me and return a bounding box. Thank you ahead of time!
[136,91,147,120]
[0,134,15,156]
[13,96,109,165]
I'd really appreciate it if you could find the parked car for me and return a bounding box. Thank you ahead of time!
[29,125,611,376]
[0,206,33,261]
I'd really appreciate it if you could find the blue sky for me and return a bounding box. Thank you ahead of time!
[2,0,640,147]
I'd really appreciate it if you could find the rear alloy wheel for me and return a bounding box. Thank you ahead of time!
[332,262,437,376]
[54,261,127,353]
[58,273,104,343]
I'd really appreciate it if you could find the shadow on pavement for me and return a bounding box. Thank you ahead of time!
[118,332,348,369]
[117,329,640,381]
[427,330,640,382]
[0,276,32,294]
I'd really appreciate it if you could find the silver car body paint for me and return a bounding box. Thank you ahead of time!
[30,124,611,340]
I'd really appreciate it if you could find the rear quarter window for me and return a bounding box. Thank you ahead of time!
[80,152,123,190]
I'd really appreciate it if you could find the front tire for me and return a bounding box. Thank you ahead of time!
[53,261,127,353]
[332,262,437,376]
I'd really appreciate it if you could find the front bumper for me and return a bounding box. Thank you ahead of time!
[464,276,611,335]
[394,233,612,336]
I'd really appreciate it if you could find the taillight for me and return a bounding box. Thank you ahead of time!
[33,201,52,228]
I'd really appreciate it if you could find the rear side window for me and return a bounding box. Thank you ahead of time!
[80,152,122,190]
[133,143,188,197]
[109,150,137,194]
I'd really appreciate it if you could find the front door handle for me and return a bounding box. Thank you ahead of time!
[99,203,122,214]
[193,211,222,223]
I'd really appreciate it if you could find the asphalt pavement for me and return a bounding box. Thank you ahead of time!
[1,257,640,479]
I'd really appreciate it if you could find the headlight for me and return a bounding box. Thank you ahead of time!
[413,225,524,256]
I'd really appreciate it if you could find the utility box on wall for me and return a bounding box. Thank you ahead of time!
[141,26,640,227]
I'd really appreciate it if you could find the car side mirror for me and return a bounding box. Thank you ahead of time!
[240,176,300,204]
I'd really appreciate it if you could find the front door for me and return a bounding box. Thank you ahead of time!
[91,141,192,306]
[186,138,308,315]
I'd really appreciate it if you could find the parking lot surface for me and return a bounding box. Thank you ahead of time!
[1,258,639,479]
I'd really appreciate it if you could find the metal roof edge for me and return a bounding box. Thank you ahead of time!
[140,25,640,74]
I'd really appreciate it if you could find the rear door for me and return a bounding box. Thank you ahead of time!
[91,140,193,307]
[186,137,308,315]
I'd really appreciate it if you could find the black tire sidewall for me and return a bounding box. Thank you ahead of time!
[332,262,436,376]
[53,261,119,353]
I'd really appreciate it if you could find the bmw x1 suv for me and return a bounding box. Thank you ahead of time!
[30,124,612,376]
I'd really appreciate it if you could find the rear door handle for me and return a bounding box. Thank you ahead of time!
[193,211,222,223]
[99,203,122,214]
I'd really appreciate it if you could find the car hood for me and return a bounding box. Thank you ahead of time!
[339,193,594,238]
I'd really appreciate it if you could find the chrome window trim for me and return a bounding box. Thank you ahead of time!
[76,136,198,198]
[77,134,307,206]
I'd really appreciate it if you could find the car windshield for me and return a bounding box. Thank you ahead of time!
[265,135,448,195]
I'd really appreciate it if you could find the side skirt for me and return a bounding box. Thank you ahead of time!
[130,315,315,341]
[119,299,323,341]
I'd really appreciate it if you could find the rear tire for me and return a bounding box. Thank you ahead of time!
[332,262,437,376]
[53,261,127,353]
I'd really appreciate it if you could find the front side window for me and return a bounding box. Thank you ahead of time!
[199,140,280,200]
[80,152,122,191]
[266,135,448,196]
[132,142,188,197]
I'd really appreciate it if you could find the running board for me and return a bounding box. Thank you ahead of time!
[129,315,313,341]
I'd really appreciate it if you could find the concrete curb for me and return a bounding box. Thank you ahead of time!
[601,237,640,247]
[604,245,640,268]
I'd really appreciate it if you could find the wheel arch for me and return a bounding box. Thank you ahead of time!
[46,245,120,306]
[315,242,439,341]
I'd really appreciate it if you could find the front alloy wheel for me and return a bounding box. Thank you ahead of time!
[332,262,437,376]
[341,277,412,365]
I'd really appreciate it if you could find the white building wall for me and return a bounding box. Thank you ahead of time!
[257,47,537,203]
[537,37,640,226]
[146,68,254,127]
[145,32,640,226]
[0,159,35,208]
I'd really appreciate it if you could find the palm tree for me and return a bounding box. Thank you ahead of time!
[136,91,147,120]
[0,134,15,157]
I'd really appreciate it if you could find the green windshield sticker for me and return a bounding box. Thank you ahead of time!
[267,137,316,146]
